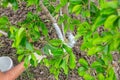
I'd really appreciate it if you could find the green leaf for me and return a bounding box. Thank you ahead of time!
[60,0,67,6]
[24,56,30,68]
[1,0,8,7]
[92,16,106,31]
[119,0,120,6]
[50,67,60,80]
[31,53,37,67]
[69,52,76,69]
[91,61,102,69]
[11,0,18,10]
[92,37,103,45]
[100,8,116,15]
[43,59,50,67]
[78,66,87,76]
[55,4,62,12]
[31,53,37,62]
[52,49,64,56]
[118,18,120,28]
[102,1,118,9]
[81,10,90,18]
[113,40,120,50]
[106,67,116,80]
[2,0,18,10]
[72,5,82,14]
[40,22,48,36]
[91,61,105,73]
[42,44,52,55]
[83,74,95,80]
[49,39,62,46]
[90,2,99,14]
[29,25,41,41]
[54,58,62,68]
[102,53,113,66]
[81,39,93,50]
[26,41,34,51]
[63,44,72,54]
[9,26,18,37]
[97,73,105,80]
[15,27,25,47]
[102,34,112,43]
[0,16,8,25]
[62,44,76,69]
[99,0,105,8]
[61,60,68,75]
[104,15,118,30]
[43,44,64,56]
[16,49,24,54]
[69,0,82,5]
[87,46,103,56]
[117,9,120,16]
[79,58,88,68]
[27,0,39,6]
[18,55,24,62]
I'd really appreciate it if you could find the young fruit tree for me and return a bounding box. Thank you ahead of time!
[0,0,120,80]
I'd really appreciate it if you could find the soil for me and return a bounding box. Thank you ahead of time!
[0,1,120,80]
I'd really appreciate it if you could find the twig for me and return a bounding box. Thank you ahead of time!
[0,30,8,37]
[112,61,119,80]
[88,0,90,11]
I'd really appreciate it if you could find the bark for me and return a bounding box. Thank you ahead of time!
[62,3,76,48]
[40,1,64,41]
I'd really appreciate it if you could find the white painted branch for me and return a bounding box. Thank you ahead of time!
[60,8,65,38]
[67,32,76,48]
[40,1,64,41]
[61,2,76,48]
[0,30,8,37]
[40,1,76,47]
[61,23,65,38]
[53,23,64,41]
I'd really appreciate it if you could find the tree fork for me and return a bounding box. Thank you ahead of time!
[40,0,64,41]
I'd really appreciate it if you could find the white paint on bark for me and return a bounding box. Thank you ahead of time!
[67,32,76,48]
[53,23,64,41]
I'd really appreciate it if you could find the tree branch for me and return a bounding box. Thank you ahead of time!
[62,2,76,48]
[39,1,76,48]
[67,31,76,48]
[40,1,64,41]
[60,8,65,39]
